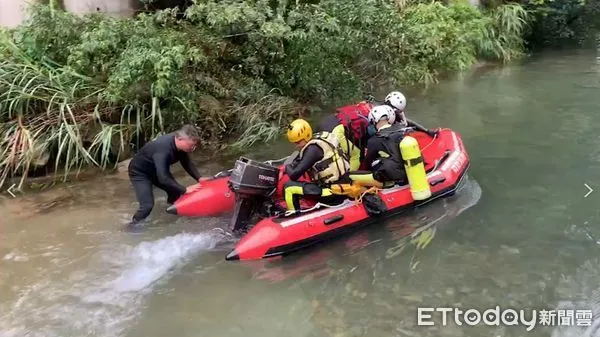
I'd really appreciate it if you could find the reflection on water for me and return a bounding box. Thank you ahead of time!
[3,48,600,337]
[552,258,600,337]
[250,176,481,285]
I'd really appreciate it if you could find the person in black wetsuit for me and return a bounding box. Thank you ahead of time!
[283,119,351,213]
[346,105,410,188]
[383,90,439,137]
[128,125,204,224]
[365,105,410,184]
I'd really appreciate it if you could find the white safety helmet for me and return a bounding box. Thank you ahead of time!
[368,105,396,125]
[385,91,407,111]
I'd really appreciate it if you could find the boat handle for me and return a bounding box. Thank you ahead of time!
[430,177,446,186]
[324,214,344,225]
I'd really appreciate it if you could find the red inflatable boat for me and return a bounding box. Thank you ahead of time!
[224,128,469,261]
[167,118,470,261]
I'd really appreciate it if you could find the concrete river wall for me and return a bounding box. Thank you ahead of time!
[0,0,140,28]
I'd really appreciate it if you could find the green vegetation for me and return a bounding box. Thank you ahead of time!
[516,0,600,48]
[478,0,600,49]
[0,0,560,188]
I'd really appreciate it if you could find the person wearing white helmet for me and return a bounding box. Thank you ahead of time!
[384,91,408,125]
[384,90,439,137]
[362,104,410,184]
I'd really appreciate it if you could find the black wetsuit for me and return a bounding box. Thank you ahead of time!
[405,118,436,136]
[365,124,409,183]
[285,144,324,181]
[393,108,438,137]
[128,133,201,222]
[283,143,349,211]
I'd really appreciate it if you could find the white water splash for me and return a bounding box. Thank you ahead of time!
[99,231,230,295]
[2,250,29,262]
[0,230,231,337]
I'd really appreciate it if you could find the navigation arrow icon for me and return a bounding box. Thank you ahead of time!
[584,183,594,198]
[6,183,16,198]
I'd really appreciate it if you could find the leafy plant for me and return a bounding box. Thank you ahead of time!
[0,0,530,188]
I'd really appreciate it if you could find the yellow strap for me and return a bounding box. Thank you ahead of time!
[329,183,364,198]
[329,183,381,204]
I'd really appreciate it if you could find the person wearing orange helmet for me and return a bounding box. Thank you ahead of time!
[283,119,351,213]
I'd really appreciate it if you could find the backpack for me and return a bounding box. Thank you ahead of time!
[335,102,372,151]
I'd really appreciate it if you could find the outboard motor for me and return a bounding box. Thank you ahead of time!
[228,157,281,232]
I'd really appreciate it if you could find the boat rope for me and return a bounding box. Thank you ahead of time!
[355,186,381,206]
[419,129,442,152]
[283,201,342,217]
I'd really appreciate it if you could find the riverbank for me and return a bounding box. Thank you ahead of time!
[1,0,529,193]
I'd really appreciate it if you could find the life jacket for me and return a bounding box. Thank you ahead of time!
[299,131,350,184]
[370,124,411,182]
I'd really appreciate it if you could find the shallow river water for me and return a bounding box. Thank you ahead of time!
[3,48,600,337]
